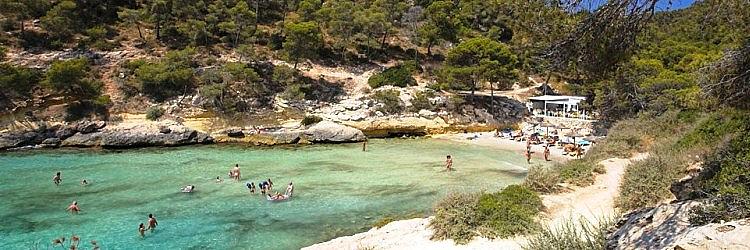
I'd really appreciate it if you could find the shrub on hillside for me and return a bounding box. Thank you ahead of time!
[146,106,165,121]
[524,215,615,250]
[430,193,481,244]
[130,48,196,101]
[557,159,600,186]
[410,90,435,112]
[477,185,543,239]
[689,126,750,225]
[0,63,41,97]
[368,64,417,88]
[372,89,403,114]
[524,165,561,194]
[43,58,102,100]
[301,115,322,126]
[616,148,688,211]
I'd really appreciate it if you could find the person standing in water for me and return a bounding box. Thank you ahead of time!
[53,172,62,186]
[67,201,80,214]
[525,150,532,164]
[445,155,453,171]
[544,146,551,161]
[138,223,146,238]
[267,178,274,191]
[286,182,294,196]
[362,140,367,152]
[147,214,158,231]
[232,164,241,181]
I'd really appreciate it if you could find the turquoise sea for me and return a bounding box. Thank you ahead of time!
[0,138,534,249]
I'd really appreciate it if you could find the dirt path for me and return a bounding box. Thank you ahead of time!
[304,150,644,250]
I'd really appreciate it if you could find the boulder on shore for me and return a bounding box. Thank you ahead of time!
[303,121,366,143]
[61,122,213,148]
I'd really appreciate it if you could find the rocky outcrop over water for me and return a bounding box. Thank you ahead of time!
[212,121,366,145]
[0,120,213,150]
[303,121,366,142]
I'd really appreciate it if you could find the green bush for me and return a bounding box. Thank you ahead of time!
[430,193,481,244]
[368,64,417,88]
[524,216,615,250]
[410,90,435,112]
[689,126,750,225]
[524,165,561,194]
[0,63,41,97]
[301,115,323,126]
[477,185,543,239]
[131,48,196,101]
[43,58,102,100]
[372,89,403,114]
[557,159,599,186]
[146,106,165,121]
[616,147,687,211]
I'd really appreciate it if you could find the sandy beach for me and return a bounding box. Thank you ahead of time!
[431,132,577,163]
[304,135,639,250]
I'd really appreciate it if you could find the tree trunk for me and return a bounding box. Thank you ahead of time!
[490,82,495,115]
[470,79,476,105]
[427,40,433,56]
[156,20,161,39]
[543,73,552,95]
[380,30,388,50]
[137,23,144,40]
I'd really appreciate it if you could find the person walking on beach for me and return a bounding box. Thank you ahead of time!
[445,155,453,171]
[67,201,80,214]
[147,214,158,231]
[544,146,550,161]
[138,223,146,238]
[53,172,62,186]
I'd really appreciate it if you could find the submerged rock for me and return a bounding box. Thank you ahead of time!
[303,121,366,143]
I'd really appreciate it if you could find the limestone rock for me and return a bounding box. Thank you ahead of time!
[418,109,436,119]
[76,120,106,134]
[62,132,103,147]
[303,121,366,143]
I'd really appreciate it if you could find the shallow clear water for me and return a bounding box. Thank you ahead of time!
[0,138,535,249]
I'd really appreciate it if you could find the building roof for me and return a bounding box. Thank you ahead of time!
[528,95,586,102]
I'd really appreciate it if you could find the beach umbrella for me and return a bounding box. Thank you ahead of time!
[539,122,556,136]
[565,131,584,145]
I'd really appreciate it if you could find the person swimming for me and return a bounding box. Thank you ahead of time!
[80,179,89,186]
[216,176,223,183]
[181,185,195,193]
[67,201,80,214]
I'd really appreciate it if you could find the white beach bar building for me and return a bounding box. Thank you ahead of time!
[527,95,590,119]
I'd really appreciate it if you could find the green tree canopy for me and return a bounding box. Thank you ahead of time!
[283,21,322,69]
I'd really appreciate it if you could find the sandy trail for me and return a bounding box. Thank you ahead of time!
[304,139,642,250]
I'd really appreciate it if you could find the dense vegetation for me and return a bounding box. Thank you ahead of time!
[430,185,542,243]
